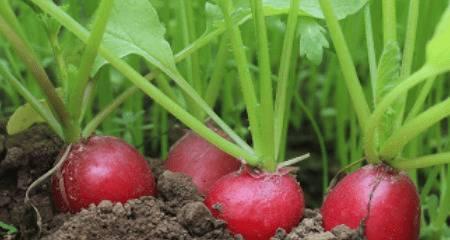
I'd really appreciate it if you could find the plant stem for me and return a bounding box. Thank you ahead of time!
[250,0,275,164]
[319,0,371,130]
[382,0,397,45]
[364,5,377,103]
[68,0,113,142]
[400,0,419,78]
[205,36,229,107]
[219,0,262,162]
[273,0,299,164]
[380,98,450,160]
[46,25,69,94]
[0,14,73,142]
[0,61,63,138]
[392,152,450,169]
[82,86,138,137]
[33,0,258,163]
[364,65,437,163]
[0,0,26,39]
[406,76,436,121]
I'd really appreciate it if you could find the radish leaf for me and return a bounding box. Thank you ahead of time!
[92,0,177,76]
[426,6,450,72]
[298,17,329,65]
[375,41,401,144]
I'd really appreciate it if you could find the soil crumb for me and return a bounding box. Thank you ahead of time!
[271,209,363,240]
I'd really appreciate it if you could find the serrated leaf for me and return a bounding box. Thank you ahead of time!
[92,0,177,76]
[375,41,401,143]
[426,6,450,72]
[298,17,329,65]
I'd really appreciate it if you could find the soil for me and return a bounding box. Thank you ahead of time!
[0,123,362,240]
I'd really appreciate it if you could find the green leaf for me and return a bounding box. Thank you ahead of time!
[7,102,45,135]
[375,41,401,143]
[92,0,178,75]
[0,221,17,235]
[6,89,64,135]
[426,6,450,72]
[263,0,368,19]
[298,17,329,65]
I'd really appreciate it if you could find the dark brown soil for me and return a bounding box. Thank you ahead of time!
[0,123,361,240]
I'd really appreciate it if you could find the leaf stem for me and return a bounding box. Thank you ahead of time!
[400,0,419,78]
[0,61,63,138]
[382,0,397,45]
[219,0,262,162]
[319,0,371,130]
[273,0,299,164]
[380,98,450,160]
[364,5,377,103]
[205,36,229,107]
[83,86,138,137]
[68,0,114,142]
[250,0,275,164]
[392,152,450,169]
[0,14,73,142]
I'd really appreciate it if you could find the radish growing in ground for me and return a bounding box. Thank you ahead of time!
[165,130,241,194]
[52,136,156,213]
[321,164,420,240]
[0,0,159,215]
[318,0,450,239]
[205,168,304,240]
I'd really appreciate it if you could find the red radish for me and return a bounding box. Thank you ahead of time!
[321,164,420,240]
[52,136,156,213]
[165,130,241,194]
[205,168,305,240]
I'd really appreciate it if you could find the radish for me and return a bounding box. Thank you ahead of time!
[321,164,420,240]
[204,168,305,240]
[52,136,156,213]
[165,130,241,194]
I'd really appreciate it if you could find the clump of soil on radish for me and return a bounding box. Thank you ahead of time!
[1,123,362,240]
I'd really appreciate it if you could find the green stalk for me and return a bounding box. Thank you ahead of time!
[82,86,139,137]
[250,0,275,163]
[0,14,73,142]
[0,0,26,39]
[364,65,438,163]
[400,0,419,78]
[47,25,69,94]
[175,0,202,118]
[33,0,258,163]
[273,0,299,163]
[406,76,436,121]
[319,0,371,130]
[392,152,450,169]
[68,0,113,141]
[205,36,229,107]
[380,98,450,160]
[364,5,377,102]
[432,166,450,238]
[219,0,262,162]
[0,62,63,138]
[382,0,397,45]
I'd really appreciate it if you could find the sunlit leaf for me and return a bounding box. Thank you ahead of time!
[92,0,178,76]
[426,6,450,72]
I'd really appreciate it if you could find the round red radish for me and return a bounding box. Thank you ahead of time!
[321,164,420,240]
[165,130,241,195]
[205,168,304,240]
[52,136,156,213]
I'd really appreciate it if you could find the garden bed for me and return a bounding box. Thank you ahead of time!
[0,123,362,240]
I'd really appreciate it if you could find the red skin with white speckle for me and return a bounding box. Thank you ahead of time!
[205,168,305,240]
[165,131,241,195]
[52,136,156,213]
[321,164,420,240]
